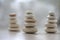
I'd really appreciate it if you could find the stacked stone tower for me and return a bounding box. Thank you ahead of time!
[45,12,57,33]
[9,13,20,31]
[23,11,37,34]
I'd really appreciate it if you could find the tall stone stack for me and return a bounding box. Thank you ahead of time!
[23,11,37,34]
[45,12,57,33]
[9,13,19,31]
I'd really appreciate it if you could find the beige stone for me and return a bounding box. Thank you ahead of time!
[47,15,56,20]
[10,20,17,23]
[49,12,55,16]
[45,23,57,27]
[25,23,36,26]
[10,24,18,28]
[25,19,36,23]
[9,13,16,16]
[9,28,19,31]
[45,28,57,33]
[47,20,57,23]
[23,28,37,33]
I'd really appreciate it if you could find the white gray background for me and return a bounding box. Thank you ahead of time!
[0,0,60,28]
[0,0,60,40]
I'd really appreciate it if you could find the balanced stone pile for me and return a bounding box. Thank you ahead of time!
[23,11,37,34]
[45,12,57,33]
[9,13,19,31]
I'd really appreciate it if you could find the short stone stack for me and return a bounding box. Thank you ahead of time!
[23,11,37,34]
[9,13,19,31]
[45,12,57,33]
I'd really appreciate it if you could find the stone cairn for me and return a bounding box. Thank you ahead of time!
[23,11,37,34]
[9,13,20,32]
[45,12,57,33]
